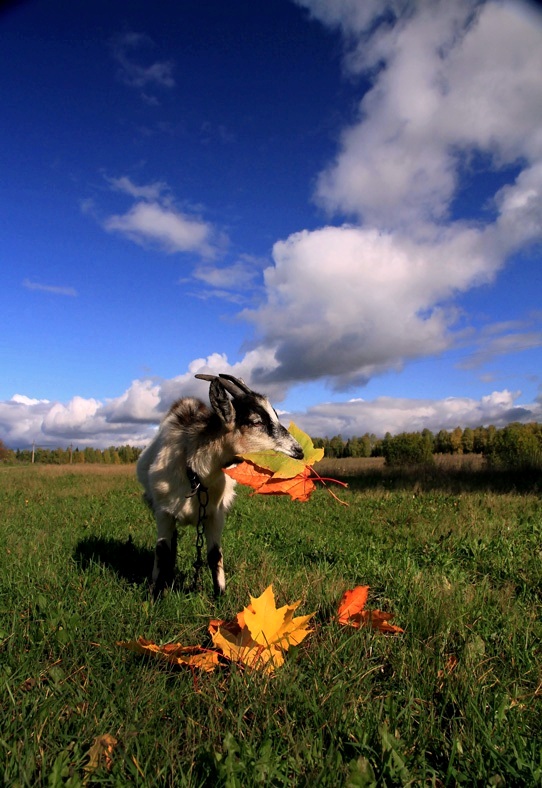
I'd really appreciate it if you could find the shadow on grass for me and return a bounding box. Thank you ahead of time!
[73,535,154,586]
[73,535,197,594]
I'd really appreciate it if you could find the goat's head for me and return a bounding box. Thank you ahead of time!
[195,373,304,460]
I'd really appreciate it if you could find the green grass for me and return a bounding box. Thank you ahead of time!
[1,464,541,786]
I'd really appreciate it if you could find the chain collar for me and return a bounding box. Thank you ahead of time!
[186,466,208,591]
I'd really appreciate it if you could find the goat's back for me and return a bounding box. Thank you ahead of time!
[137,397,208,481]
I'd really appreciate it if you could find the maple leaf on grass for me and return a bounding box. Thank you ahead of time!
[117,637,219,672]
[224,421,348,504]
[84,734,118,774]
[210,585,314,674]
[337,586,404,634]
[118,586,313,675]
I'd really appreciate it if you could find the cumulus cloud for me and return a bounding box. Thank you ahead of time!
[244,221,502,389]
[238,0,542,390]
[286,389,542,439]
[300,1,542,228]
[101,174,222,258]
[0,353,282,449]
[2,378,540,449]
[100,4,542,394]
[101,379,162,424]
[105,201,216,256]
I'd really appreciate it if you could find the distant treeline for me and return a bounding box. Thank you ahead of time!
[1,422,541,470]
[314,422,542,469]
[0,444,142,465]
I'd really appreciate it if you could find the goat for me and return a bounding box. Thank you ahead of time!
[136,373,303,596]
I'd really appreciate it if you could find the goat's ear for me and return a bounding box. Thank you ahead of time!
[209,378,235,428]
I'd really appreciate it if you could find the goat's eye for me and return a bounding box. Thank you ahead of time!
[249,417,263,426]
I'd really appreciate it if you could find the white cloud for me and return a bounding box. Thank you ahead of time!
[2,379,540,448]
[310,1,542,229]
[187,255,266,301]
[43,397,102,436]
[111,31,175,89]
[101,174,222,258]
[236,0,542,391]
[100,4,542,398]
[287,389,542,438]
[102,379,162,424]
[106,175,169,201]
[23,279,77,297]
[11,394,50,406]
[243,221,502,389]
[0,352,288,449]
[193,258,262,291]
[104,200,216,257]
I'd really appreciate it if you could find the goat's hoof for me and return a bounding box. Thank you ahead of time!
[151,580,167,601]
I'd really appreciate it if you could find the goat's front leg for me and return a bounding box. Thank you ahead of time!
[152,509,177,596]
[205,508,225,596]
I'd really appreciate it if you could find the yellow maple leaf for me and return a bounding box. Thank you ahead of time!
[243,585,295,645]
[210,626,285,673]
[243,585,312,647]
[210,585,314,673]
[119,586,314,676]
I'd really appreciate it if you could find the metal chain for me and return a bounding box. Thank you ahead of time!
[191,485,209,591]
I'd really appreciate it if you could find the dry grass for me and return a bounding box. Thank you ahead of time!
[314,453,485,477]
[10,463,137,476]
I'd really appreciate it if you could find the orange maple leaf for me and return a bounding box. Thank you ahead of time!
[224,422,348,504]
[223,461,272,491]
[117,637,220,672]
[224,462,317,502]
[337,586,404,634]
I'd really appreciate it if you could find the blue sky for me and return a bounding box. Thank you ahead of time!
[1,0,542,448]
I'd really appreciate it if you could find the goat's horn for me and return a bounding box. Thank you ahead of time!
[218,374,253,397]
[195,373,251,399]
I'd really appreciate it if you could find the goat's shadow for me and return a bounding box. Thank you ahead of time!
[73,535,195,594]
[73,535,154,586]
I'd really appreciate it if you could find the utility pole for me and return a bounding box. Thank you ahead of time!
[31,441,35,464]
[69,444,73,464]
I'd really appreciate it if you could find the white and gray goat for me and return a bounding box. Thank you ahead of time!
[137,373,303,595]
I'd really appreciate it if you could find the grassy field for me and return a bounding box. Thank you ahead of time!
[1,462,540,786]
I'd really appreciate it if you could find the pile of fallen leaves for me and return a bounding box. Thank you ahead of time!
[224,422,348,504]
[118,584,403,675]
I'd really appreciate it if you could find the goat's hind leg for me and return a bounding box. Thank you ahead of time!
[152,510,178,596]
[205,509,226,596]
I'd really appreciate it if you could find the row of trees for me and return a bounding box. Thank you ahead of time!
[1,423,541,469]
[0,443,142,465]
[313,422,542,462]
[380,422,542,469]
